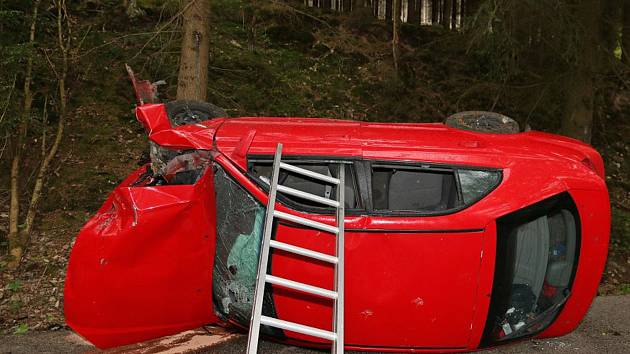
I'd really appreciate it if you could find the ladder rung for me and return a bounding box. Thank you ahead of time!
[277,184,340,208]
[259,177,340,208]
[260,316,337,341]
[279,162,340,185]
[269,240,338,264]
[265,274,337,299]
[274,211,339,234]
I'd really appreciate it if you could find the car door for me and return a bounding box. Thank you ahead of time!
[340,161,489,349]
[246,157,494,350]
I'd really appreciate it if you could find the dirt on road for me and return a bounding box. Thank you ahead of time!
[1,295,629,354]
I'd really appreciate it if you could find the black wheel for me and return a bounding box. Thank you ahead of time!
[165,100,228,127]
[445,111,520,134]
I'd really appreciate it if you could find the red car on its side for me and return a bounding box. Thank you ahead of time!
[64,101,610,352]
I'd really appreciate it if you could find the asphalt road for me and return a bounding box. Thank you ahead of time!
[1,295,629,354]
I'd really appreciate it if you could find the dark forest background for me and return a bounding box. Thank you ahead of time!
[0,0,628,335]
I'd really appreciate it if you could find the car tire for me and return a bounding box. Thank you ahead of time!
[165,100,228,127]
[445,111,520,134]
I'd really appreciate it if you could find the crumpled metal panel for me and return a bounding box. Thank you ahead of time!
[135,103,224,151]
[64,166,218,349]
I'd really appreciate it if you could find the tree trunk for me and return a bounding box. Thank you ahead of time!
[392,0,401,74]
[622,0,630,64]
[443,0,451,29]
[432,0,439,24]
[8,0,41,268]
[408,0,418,24]
[21,0,69,260]
[247,0,257,52]
[177,0,211,101]
[343,0,352,12]
[451,0,457,28]
[561,0,600,143]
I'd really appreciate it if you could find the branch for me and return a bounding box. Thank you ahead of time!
[130,0,198,60]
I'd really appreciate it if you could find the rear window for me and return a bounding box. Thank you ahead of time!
[249,161,359,210]
[371,166,459,212]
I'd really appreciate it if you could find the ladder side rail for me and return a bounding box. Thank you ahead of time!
[333,164,345,354]
[246,144,283,354]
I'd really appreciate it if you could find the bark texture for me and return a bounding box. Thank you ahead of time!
[177,0,211,101]
[561,0,600,143]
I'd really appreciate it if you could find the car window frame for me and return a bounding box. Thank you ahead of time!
[246,155,502,217]
[365,160,503,217]
[246,155,365,215]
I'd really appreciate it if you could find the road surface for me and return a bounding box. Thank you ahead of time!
[1,295,629,353]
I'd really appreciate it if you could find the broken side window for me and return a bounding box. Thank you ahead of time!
[248,161,359,211]
[371,166,459,212]
[212,164,284,337]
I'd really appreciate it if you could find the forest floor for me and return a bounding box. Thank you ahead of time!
[0,0,629,338]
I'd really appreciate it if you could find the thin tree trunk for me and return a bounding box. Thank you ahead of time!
[8,0,41,268]
[177,0,211,101]
[343,0,351,12]
[561,0,600,143]
[22,0,69,246]
[392,0,401,75]
[247,0,257,52]
[408,0,418,24]
[443,0,451,29]
[451,0,457,29]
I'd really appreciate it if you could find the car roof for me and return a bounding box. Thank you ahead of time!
[214,117,590,170]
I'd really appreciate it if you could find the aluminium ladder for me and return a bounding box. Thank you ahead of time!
[246,143,345,354]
